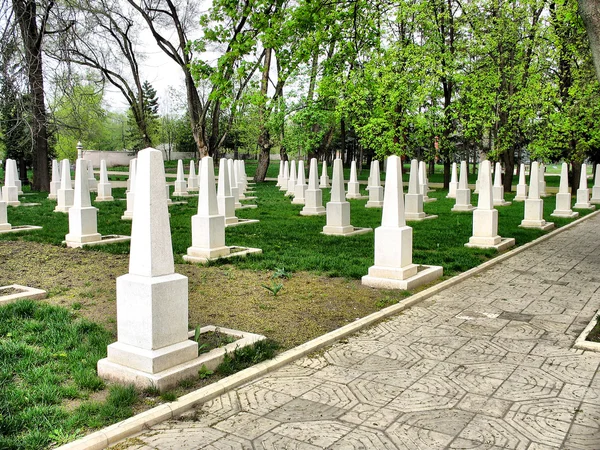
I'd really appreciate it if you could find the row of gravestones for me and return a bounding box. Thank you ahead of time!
[2,149,597,392]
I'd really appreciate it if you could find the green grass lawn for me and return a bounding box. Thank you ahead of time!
[0,300,138,449]
[2,179,593,279]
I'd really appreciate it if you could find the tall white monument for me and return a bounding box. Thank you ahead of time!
[54,159,73,213]
[301,158,326,216]
[187,160,199,192]
[323,159,371,236]
[405,159,437,220]
[520,161,554,230]
[514,164,528,201]
[121,159,137,220]
[319,160,331,188]
[362,155,443,290]
[551,162,578,218]
[492,162,511,206]
[173,160,189,197]
[347,160,365,199]
[365,160,384,208]
[590,164,600,204]
[98,148,201,391]
[48,159,61,200]
[292,160,307,205]
[2,159,20,206]
[96,160,114,202]
[465,160,515,251]
[452,161,475,212]
[447,162,458,199]
[574,163,595,210]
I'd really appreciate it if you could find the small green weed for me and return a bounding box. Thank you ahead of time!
[272,267,291,279]
[261,282,283,296]
[160,391,177,402]
[198,365,214,379]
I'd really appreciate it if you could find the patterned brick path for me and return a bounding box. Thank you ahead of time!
[118,215,600,449]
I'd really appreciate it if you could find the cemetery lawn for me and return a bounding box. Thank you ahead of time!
[0,174,594,448]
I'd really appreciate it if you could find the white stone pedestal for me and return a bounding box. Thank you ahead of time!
[466,209,515,250]
[493,186,511,206]
[55,159,74,212]
[66,207,102,244]
[366,186,384,208]
[520,198,554,230]
[574,189,595,209]
[362,155,442,290]
[96,182,114,202]
[591,187,600,205]
[552,193,579,218]
[452,189,475,212]
[323,202,354,235]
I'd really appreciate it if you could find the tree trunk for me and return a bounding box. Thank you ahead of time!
[253,47,272,182]
[13,0,50,191]
[340,119,346,163]
[579,0,600,82]
[571,161,582,191]
[501,149,515,192]
[184,71,208,157]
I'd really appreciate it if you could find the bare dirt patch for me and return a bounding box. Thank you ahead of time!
[0,240,409,350]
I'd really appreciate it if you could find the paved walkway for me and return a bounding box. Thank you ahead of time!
[118,215,600,449]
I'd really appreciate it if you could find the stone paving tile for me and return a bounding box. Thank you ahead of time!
[125,214,600,449]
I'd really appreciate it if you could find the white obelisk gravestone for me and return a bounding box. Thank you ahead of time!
[185,156,229,260]
[520,161,554,230]
[492,162,511,206]
[365,160,384,208]
[173,160,189,196]
[65,159,102,246]
[590,164,600,204]
[292,160,307,204]
[419,161,435,202]
[87,160,98,192]
[574,163,595,210]
[539,163,548,197]
[405,159,436,220]
[346,160,363,199]
[465,160,515,251]
[301,158,326,216]
[122,159,137,220]
[280,160,289,192]
[452,161,475,212]
[228,159,242,208]
[48,159,61,200]
[187,160,199,192]
[323,159,371,236]
[286,160,297,196]
[552,162,578,218]
[217,158,238,225]
[3,159,20,206]
[54,159,73,212]
[514,164,528,201]
[320,160,330,188]
[362,155,442,290]
[184,157,261,262]
[0,188,9,231]
[447,162,458,199]
[96,160,114,202]
[98,148,199,391]
[276,161,284,187]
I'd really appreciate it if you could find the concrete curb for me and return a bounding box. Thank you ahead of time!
[573,309,600,352]
[57,209,600,450]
